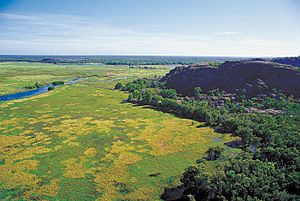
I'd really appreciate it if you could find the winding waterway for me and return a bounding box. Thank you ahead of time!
[0,78,81,102]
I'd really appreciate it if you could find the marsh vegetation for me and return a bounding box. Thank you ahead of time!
[0,62,237,200]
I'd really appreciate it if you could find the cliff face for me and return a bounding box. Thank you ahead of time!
[272,56,300,68]
[162,61,300,97]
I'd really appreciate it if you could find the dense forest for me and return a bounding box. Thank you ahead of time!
[115,77,300,200]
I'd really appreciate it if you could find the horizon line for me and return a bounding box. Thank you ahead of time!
[1,54,299,58]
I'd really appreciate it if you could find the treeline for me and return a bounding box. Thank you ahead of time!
[115,78,300,200]
[24,80,65,91]
[24,81,45,89]
[0,55,240,65]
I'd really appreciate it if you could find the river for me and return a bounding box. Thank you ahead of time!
[0,78,81,102]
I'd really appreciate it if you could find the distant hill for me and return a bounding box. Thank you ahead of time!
[162,60,300,98]
[271,56,300,68]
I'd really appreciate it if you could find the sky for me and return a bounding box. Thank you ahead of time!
[0,0,299,56]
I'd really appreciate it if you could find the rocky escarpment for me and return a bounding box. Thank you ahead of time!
[272,56,300,68]
[162,61,300,98]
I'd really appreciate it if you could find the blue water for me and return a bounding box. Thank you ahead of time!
[0,78,81,102]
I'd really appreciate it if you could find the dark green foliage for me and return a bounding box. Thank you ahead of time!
[24,81,44,89]
[152,95,163,107]
[205,146,224,160]
[142,90,154,104]
[114,82,124,90]
[175,154,293,200]
[225,102,246,113]
[160,89,177,99]
[34,82,43,88]
[161,98,179,110]
[124,82,141,92]
[47,86,54,91]
[127,93,134,102]
[122,78,160,92]
[194,87,203,97]
[148,172,162,177]
[52,81,64,85]
[132,90,142,100]
[24,85,36,89]
[164,103,300,199]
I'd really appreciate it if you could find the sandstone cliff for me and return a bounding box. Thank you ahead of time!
[162,61,300,98]
[272,56,300,68]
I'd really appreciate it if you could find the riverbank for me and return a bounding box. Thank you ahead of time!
[0,78,81,102]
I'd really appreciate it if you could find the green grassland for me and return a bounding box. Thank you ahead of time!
[0,62,238,201]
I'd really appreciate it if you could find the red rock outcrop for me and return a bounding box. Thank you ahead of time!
[162,61,300,98]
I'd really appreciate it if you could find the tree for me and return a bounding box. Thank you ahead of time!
[132,90,142,100]
[34,81,43,88]
[125,82,140,92]
[114,82,124,90]
[161,98,179,110]
[127,93,134,102]
[160,89,177,99]
[142,91,154,104]
[52,81,64,85]
[162,154,295,201]
[48,86,55,91]
[205,146,224,160]
[152,95,163,107]
[194,87,203,97]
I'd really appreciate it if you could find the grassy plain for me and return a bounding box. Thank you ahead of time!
[0,62,238,200]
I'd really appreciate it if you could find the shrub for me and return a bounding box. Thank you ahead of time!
[160,89,177,99]
[194,87,203,97]
[205,146,224,160]
[52,81,64,85]
[114,82,124,90]
[48,86,55,91]
[127,93,134,102]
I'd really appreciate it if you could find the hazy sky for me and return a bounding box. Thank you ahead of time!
[0,0,299,56]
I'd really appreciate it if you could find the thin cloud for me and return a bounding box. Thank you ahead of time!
[214,32,238,35]
[0,13,39,21]
[0,13,299,56]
